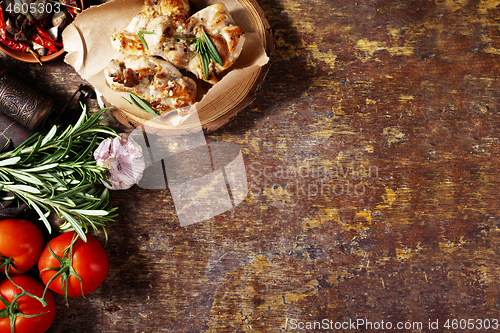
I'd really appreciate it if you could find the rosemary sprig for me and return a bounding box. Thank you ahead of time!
[138,30,153,50]
[122,92,161,118]
[0,105,118,242]
[178,30,223,79]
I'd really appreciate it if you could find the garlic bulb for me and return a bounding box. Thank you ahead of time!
[94,133,146,190]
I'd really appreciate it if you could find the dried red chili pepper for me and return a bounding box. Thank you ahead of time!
[0,3,62,63]
[0,6,29,53]
[36,27,63,47]
[62,0,80,19]
[32,34,57,54]
[0,37,28,52]
[29,22,63,48]
[0,4,7,39]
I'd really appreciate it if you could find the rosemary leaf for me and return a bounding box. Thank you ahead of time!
[6,171,43,185]
[56,135,72,162]
[0,157,21,166]
[121,96,132,104]
[75,135,97,163]
[7,184,41,194]
[51,183,93,200]
[26,136,44,161]
[129,93,161,118]
[138,30,153,50]
[60,210,87,241]
[177,31,223,79]
[72,209,110,216]
[27,163,59,172]
[26,197,52,233]
[41,126,57,146]
[71,109,87,135]
[202,30,223,66]
[201,50,210,80]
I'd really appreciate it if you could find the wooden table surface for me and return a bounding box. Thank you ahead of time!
[3,0,500,332]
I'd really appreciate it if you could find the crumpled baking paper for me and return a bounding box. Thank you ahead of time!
[62,0,269,131]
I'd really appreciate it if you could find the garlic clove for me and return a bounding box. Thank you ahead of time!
[94,133,146,190]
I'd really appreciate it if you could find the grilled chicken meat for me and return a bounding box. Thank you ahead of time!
[184,3,245,84]
[105,55,197,115]
[111,0,190,54]
[110,0,245,84]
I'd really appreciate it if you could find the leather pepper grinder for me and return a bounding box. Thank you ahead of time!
[0,59,54,132]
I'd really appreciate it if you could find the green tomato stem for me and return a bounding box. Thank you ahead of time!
[3,264,47,307]
[0,280,49,333]
[41,238,84,306]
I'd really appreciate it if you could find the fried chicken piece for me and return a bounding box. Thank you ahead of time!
[110,1,245,84]
[105,55,197,115]
[110,0,190,56]
[156,0,190,22]
[183,3,246,84]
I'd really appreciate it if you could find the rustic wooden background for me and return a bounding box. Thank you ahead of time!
[3,0,500,332]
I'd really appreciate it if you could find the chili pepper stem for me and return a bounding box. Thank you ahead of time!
[27,47,42,65]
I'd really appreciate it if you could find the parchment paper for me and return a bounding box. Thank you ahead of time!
[62,0,269,124]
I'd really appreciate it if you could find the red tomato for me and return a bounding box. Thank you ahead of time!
[38,232,108,297]
[0,219,44,274]
[0,275,56,333]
